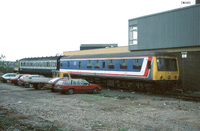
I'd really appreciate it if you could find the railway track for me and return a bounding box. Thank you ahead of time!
[164,93,200,102]
[104,86,200,102]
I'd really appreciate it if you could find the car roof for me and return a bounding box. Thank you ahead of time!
[59,78,84,81]
[4,73,17,75]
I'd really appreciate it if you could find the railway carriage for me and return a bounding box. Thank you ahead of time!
[19,56,61,77]
[60,51,179,92]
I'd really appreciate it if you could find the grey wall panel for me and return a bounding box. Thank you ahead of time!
[129,5,200,51]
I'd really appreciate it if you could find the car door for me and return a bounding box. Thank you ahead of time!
[63,80,71,89]
[80,80,91,92]
[72,80,82,92]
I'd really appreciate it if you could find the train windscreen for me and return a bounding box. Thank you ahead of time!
[157,58,177,71]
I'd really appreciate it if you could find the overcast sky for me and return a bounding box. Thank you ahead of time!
[0,0,195,61]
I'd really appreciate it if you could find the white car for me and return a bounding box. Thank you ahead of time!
[18,75,44,86]
[2,73,18,83]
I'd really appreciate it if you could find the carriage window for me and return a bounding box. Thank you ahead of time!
[67,61,70,68]
[94,60,100,69]
[120,59,127,69]
[157,58,177,71]
[108,59,115,69]
[103,62,106,69]
[63,73,69,78]
[133,59,143,71]
[79,61,81,68]
[87,60,92,68]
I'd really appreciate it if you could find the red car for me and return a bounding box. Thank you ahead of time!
[9,74,30,85]
[54,79,101,94]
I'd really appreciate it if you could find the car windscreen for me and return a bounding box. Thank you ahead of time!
[49,78,60,83]
[55,80,63,86]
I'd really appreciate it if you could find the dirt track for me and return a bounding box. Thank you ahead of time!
[0,82,200,130]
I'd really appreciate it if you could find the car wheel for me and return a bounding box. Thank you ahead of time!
[37,84,45,90]
[68,88,74,95]
[25,83,29,88]
[33,84,38,90]
[29,84,33,88]
[93,88,99,94]
[51,88,56,92]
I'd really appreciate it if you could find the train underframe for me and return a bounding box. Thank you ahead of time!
[72,74,180,93]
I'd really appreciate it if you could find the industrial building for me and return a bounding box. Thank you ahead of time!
[128,3,200,91]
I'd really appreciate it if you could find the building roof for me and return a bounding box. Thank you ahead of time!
[80,44,118,48]
[129,4,200,21]
[63,46,129,56]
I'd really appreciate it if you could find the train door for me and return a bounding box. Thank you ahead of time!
[102,60,107,70]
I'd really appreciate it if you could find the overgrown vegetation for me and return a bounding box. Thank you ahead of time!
[0,54,14,74]
[0,106,62,131]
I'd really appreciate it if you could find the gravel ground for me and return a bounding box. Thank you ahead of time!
[0,82,200,131]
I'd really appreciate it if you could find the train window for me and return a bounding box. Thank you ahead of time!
[63,73,69,78]
[51,62,54,67]
[120,59,127,69]
[60,63,63,68]
[94,60,100,69]
[79,62,81,68]
[87,60,92,68]
[102,62,106,69]
[67,61,70,68]
[147,61,151,69]
[108,59,115,69]
[133,59,143,71]
[53,62,56,67]
[157,58,177,71]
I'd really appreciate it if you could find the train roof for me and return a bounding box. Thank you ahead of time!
[61,50,176,59]
[19,56,62,61]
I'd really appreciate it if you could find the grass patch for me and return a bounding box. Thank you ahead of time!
[0,106,62,131]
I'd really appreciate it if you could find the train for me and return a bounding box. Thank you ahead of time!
[19,51,179,92]
[19,56,62,77]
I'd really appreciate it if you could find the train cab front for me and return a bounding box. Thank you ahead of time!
[152,56,179,90]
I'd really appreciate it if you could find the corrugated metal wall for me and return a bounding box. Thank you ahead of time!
[129,4,200,51]
[175,51,200,91]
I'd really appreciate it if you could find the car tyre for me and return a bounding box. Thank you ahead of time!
[68,88,74,95]
[51,88,56,92]
[37,84,45,90]
[29,84,33,88]
[93,88,99,94]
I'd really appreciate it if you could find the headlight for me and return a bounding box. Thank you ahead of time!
[160,75,163,80]
[168,76,171,80]
[175,75,177,79]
